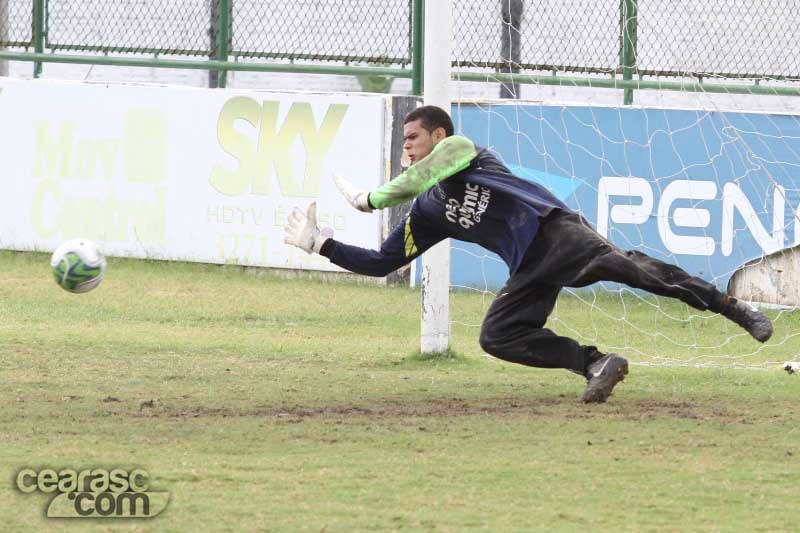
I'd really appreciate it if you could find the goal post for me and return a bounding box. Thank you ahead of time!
[419,0,453,354]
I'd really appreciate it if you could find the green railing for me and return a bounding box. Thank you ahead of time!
[0,0,422,90]
[2,0,800,101]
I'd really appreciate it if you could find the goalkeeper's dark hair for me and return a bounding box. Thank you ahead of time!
[404,105,454,137]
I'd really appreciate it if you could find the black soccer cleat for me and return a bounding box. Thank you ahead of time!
[720,296,773,343]
[581,353,629,404]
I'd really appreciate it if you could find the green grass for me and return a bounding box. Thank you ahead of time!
[1,250,799,531]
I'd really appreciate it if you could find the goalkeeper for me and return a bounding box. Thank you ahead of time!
[284,105,773,403]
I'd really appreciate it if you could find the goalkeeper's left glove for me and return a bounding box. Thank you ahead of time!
[334,174,373,212]
[283,202,331,254]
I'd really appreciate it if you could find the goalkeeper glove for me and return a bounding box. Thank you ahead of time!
[283,202,331,254]
[334,174,373,212]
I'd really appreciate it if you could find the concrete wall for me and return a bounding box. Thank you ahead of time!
[729,248,800,306]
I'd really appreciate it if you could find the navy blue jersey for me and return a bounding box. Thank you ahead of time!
[321,145,570,277]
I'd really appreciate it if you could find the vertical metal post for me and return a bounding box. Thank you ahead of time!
[621,0,637,105]
[33,0,45,77]
[411,0,424,95]
[216,0,230,88]
[500,0,523,99]
[0,0,8,77]
[386,96,421,285]
[208,0,219,87]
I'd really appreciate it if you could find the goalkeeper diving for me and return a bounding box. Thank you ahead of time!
[284,105,773,403]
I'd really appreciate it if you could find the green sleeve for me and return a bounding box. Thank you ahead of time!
[369,135,478,209]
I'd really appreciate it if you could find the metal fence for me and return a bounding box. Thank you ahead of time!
[1,0,800,97]
[2,0,414,62]
[457,0,800,79]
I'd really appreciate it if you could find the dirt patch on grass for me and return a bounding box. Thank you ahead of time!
[576,399,754,423]
[129,396,752,424]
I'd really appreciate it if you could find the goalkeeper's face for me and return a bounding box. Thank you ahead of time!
[403,119,446,165]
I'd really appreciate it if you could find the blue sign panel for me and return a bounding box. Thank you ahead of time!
[415,103,800,292]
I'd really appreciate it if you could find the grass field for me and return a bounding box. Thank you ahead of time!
[1,250,799,531]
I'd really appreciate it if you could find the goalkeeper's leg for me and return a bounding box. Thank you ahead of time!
[478,283,599,374]
[529,210,773,342]
[478,278,628,403]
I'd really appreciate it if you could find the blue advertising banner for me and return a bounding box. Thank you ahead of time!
[416,103,800,292]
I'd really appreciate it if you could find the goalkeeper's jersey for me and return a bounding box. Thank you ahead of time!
[319,136,569,277]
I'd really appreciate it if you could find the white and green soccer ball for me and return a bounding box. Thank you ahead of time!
[50,238,107,293]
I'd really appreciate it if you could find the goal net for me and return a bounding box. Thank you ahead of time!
[427,0,800,369]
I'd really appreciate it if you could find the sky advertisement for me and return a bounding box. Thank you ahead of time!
[0,78,385,272]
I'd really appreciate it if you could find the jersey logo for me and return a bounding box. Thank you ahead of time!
[445,182,491,229]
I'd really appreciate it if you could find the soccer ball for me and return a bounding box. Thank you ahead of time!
[50,239,107,293]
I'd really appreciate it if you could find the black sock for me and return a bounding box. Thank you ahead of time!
[583,347,604,375]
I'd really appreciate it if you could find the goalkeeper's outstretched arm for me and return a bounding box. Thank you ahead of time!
[283,202,445,277]
[320,214,442,277]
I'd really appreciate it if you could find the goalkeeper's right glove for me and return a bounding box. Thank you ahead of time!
[334,174,373,212]
[283,202,330,254]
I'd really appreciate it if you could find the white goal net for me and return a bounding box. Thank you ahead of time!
[421,0,800,369]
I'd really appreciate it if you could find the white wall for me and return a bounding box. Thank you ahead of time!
[0,78,386,272]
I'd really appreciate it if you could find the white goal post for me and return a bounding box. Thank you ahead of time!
[419,0,453,354]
